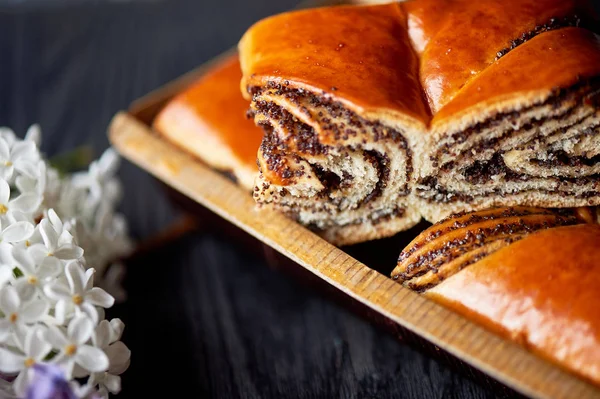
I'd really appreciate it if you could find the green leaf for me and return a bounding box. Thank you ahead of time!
[13,267,23,278]
[49,146,95,176]
[43,350,59,361]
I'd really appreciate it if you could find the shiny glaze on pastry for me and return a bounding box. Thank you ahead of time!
[154,54,263,190]
[427,223,600,386]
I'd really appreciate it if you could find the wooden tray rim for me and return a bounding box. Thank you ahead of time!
[109,109,600,399]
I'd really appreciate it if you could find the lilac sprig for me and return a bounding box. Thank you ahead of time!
[0,126,132,398]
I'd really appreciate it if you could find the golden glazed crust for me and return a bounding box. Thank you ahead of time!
[239,3,430,128]
[153,55,263,190]
[405,0,595,114]
[431,28,600,132]
[393,207,600,385]
[426,224,600,386]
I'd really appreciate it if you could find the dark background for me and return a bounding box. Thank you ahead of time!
[0,0,525,397]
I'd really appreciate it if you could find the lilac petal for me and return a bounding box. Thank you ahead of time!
[105,342,131,375]
[0,347,25,373]
[0,265,12,288]
[78,302,99,325]
[10,194,41,215]
[39,220,58,252]
[16,175,37,195]
[57,230,75,248]
[23,328,37,354]
[47,210,62,231]
[15,161,39,180]
[15,279,36,303]
[28,244,49,265]
[0,179,10,207]
[0,139,10,161]
[20,300,49,323]
[96,308,105,323]
[0,129,16,144]
[11,141,36,162]
[84,268,95,291]
[27,329,51,361]
[99,149,119,176]
[0,166,14,181]
[104,373,121,394]
[0,243,14,265]
[43,282,71,302]
[0,319,11,342]
[20,299,50,323]
[109,319,125,342]
[75,345,109,373]
[36,257,62,280]
[24,124,41,147]
[93,321,111,349]
[68,316,93,345]
[65,262,85,295]
[54,300,68,325]
[28,364,78,399]
[13,367,31,397]
[60,359,75,381]
[2,221,34,243]
[44,325,69,349]
[12,246,35,274]
[53,246,84,261]
[0,285,20,314]
[85,288,114,309]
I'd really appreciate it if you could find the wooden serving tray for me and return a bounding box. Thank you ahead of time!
[107,5,600,399]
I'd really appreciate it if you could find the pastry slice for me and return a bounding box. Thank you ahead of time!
[239,4,429,245]
[393,207,600,386]
[411,0,600,221]
[153,54,263,190]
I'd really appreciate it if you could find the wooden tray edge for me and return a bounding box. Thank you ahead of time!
[108,111,600,399]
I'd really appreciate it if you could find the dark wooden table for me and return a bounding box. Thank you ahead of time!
[0,1,499,397]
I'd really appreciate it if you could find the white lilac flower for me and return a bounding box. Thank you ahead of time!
[0,326,52,397]
[0,125,132,397]
[15,161,47,205]
[44,316,109,379]
[0,125,38,149]
[0,286,48,341]
[93,320,129,371]
[0,138,40,182]
[85,319,130,398]
[40,167,62,213]
[72,205,132,302]
[75,207,132,271]
[31,210,83,262]
[72,149,121,206]
[44,262,114,324]
[0,179,41,224]
[12,246,62,302]
[0,217,34,246]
